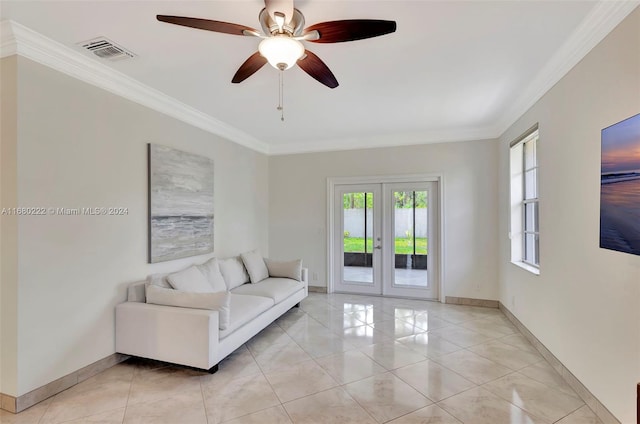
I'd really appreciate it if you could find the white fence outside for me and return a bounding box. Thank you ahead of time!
[343,208,427,238]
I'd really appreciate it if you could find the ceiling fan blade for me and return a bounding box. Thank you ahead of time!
[264,0,294,24]
[157,15,260,36]
[297,50,338,89]
[303,19,396,43]
[232,52,268,83]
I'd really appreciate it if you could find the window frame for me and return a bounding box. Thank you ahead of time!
[509,124,540,274]
[521,135,539,268]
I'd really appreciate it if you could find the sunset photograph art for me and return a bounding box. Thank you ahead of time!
[600,113,640,256]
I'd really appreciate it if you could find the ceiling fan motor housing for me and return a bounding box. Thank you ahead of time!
[259,8,305,36]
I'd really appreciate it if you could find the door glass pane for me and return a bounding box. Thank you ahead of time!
[343,192,373,284]
[393,190,428,288]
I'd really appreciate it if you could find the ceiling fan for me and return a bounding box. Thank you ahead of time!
[157,0,396,89]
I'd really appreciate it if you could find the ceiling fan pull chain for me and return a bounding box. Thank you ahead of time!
[277,69,285,121]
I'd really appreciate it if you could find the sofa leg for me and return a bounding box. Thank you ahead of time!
[208,364,219,374]
[294,302,300,308]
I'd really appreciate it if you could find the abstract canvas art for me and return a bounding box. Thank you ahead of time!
[600,113,640,256]
[148,144,214,263]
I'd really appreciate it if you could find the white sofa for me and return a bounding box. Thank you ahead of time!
[115,267,308,373]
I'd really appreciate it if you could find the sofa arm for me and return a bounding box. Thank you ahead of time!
[301,267,309,284]
[116,302,219,370]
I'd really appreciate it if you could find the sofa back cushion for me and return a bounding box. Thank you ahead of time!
[241,249,269,284]
[197,258,227,292]
[167,266,214,293]
[265,259,303,281]
[219,257,250,290]
[146,285,230,330]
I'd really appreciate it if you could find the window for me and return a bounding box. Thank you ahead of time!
[510,125,539,273]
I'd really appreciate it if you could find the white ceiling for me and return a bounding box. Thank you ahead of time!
[1,1,637,154]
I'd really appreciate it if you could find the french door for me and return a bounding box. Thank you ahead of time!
[332,181,439,300]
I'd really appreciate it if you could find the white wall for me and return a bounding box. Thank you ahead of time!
[3,56,269,396]
[497,8,640,423]
[269,139,499,300]
[0,55,19,397]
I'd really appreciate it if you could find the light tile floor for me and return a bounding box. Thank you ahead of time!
[1,293,602,424]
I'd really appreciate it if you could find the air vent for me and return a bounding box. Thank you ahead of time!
[78,37,135,61]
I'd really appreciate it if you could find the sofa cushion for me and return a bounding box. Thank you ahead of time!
[219,257,250,290]
[145,285,230,330]
[265,259,302,281]
[241,249,269,284]
[167,266,214,293]
[197,258,227,292]
[219,293,274,339]
[230,278,304,305]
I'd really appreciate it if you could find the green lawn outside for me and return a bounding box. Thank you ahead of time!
[344,237,427,254]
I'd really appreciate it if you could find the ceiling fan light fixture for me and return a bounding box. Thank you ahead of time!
[258,35,304,70]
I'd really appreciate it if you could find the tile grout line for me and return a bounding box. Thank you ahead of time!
[292,300,413,423]
[120,365,135,424]
[311,294,597,423]
[335,384,380,424]
[479,380,560,424]
[551,403,591,424]
[499,302,616,424]
[35,395,54,424]
[198,373,210,424]
[314,298,446,423]
[213,345,274,423]
[274,303,380,420]
[436,383,549,424]
[22,294,594,423]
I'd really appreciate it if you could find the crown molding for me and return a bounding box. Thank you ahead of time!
[0,20,17,57]
[495,1,640,137]
[0,20,270,155]
[1,0,637,156]
[268,127,498,156]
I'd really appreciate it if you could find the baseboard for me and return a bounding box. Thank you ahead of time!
[499,302,620,424]
[308,286,328,293]
[0,353,129,414]
[445,296,499,308]
[1,394,17,413]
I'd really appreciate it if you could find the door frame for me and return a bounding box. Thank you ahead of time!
[327,174,446,302]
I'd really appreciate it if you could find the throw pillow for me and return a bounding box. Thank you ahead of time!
[145,285,230,330]
[166,266,214,293]
[241,249,269,284]
[197,258,228,292]
[219,256,250,289]
[127,281,147,302]
[146,272,172,288]
[265,259,302,281]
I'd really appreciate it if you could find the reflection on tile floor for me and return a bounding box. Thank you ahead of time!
[1,293,601,424]
[343,267,428,287]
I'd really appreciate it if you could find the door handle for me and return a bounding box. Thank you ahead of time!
[374,245,382,249]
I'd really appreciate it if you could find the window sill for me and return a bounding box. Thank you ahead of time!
[511,261,540,275]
